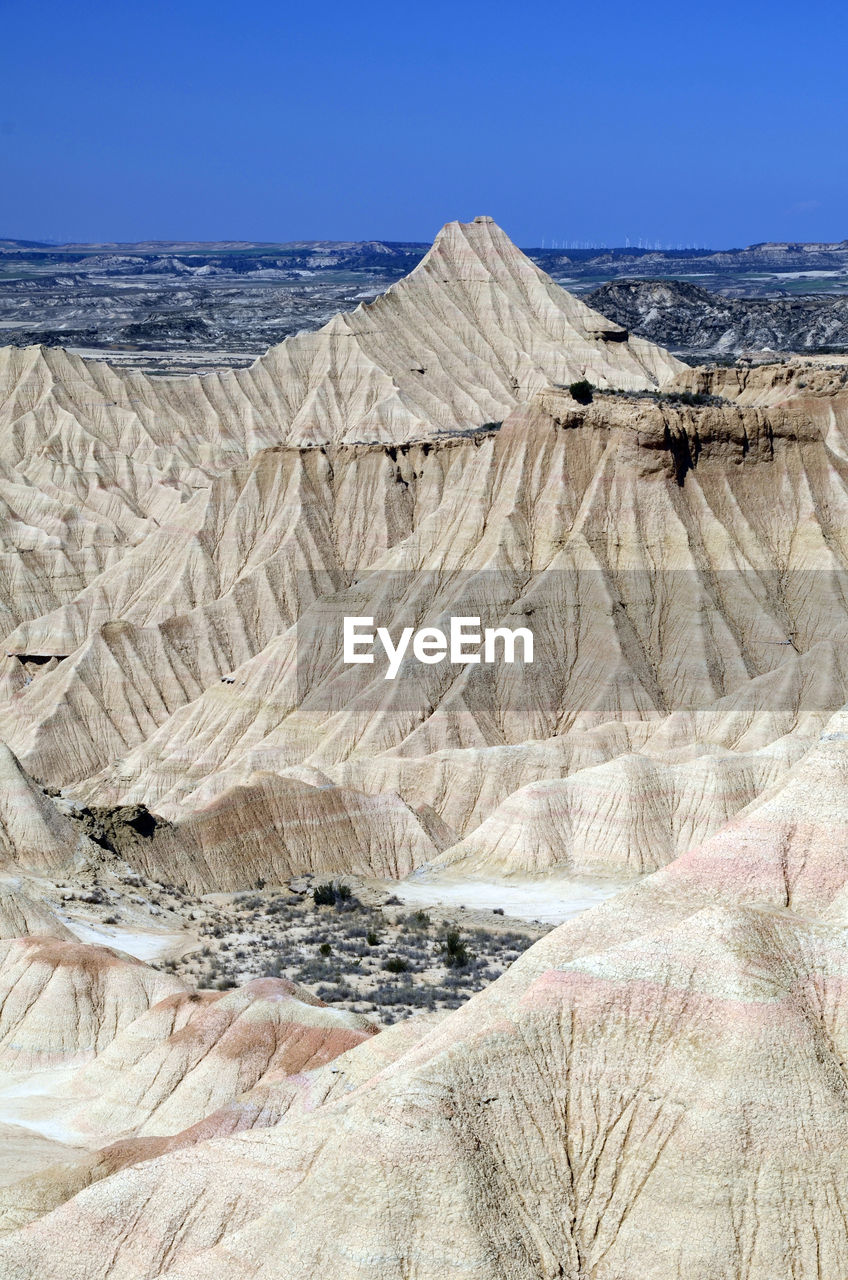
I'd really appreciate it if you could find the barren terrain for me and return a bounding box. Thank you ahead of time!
[2,232,847,370]
[3,217,848,1277]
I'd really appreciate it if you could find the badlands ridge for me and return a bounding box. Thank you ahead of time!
[2,217,848,1276]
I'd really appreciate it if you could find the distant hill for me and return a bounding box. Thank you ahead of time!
[588,277,848,357]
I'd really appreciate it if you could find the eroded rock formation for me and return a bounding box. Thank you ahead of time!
[3,218,848,1277]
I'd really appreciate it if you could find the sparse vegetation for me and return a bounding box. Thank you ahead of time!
[192,878,543,1019]
[53,862,545,1024]
[406,910,431,929]
[596,386,730,408]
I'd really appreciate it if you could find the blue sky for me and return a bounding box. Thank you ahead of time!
[1,0,846,246]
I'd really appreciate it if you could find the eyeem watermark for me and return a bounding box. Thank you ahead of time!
[343,616,534,680]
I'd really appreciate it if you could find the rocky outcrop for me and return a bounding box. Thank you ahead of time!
[124,772,447,892]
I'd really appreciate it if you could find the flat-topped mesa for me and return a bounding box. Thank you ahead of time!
[525,379,829,475]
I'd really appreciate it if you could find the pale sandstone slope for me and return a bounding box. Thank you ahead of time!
[120,770,447,892]
[6,222,848,1278]
[0,1011,441,1237]
[0,218,680,611]
[3,445,346,660]
[0,883,73,940]
[0,936,185,1071]
[6,724,848,1278]
[249,214,683,444]
[0,341,247,637]
[0,744,95,874]
[4,222,848,897]
[67,380,848,855]
[0,220,684,797]
[2,366,845,887]
[56,977,376,1141]
[0,441,447,783]
[434,735,805,876]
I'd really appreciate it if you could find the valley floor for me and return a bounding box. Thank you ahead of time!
[52,865,605,1022]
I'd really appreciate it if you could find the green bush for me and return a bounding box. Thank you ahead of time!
[568,379,594,405]
[383,956,409,973]
[674,390,711,407]
[442,928,471,968]
[313,880,355,908]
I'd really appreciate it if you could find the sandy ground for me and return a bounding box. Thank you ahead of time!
[0,1066,92,1169]
[57,915,182,961]
[0,1121,87,1185]
[385,870,631,924]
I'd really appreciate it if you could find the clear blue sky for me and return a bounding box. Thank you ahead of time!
[1,0,846,247]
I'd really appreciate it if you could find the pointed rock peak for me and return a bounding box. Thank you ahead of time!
[0,739,88,875]
[0,741,49,792]
[416,216,536,282]
[433,214,508,244]
[0,740,26,777]
[435,214,510,240]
